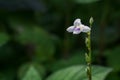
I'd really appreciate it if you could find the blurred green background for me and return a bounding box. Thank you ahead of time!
[0,0,120,80]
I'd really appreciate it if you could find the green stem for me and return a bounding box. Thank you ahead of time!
[85,17,93,80]
[87,31,92,80]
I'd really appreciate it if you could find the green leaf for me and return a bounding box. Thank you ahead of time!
[46,65,112,80]
[0,33,9,46]
[20,64,43,80]
[75,0,99,4]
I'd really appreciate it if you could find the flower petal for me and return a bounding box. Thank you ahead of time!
[73,27,81,34]
[81,25,91,32]
[66,26,75,32]
[73,19,81,27]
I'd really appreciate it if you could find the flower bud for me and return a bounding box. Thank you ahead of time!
[89,17,94,25]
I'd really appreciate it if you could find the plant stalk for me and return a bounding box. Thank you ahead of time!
[85,17,93,80]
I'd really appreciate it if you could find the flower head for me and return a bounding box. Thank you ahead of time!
[66,18,91,34]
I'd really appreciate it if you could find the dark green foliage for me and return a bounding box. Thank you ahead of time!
[0,33,9,46]
[75,0,99,4]
[105,46,120,71]
[0,0,46,12]
[17,27,56,62]
[0,0,120,80]
[48,51,86,72]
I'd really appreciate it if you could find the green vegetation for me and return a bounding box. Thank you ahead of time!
[0,0,120,80]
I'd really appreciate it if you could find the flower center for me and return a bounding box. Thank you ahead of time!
[76,28,80,30]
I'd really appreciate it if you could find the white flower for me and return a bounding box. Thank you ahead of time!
[66,19,91,34]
